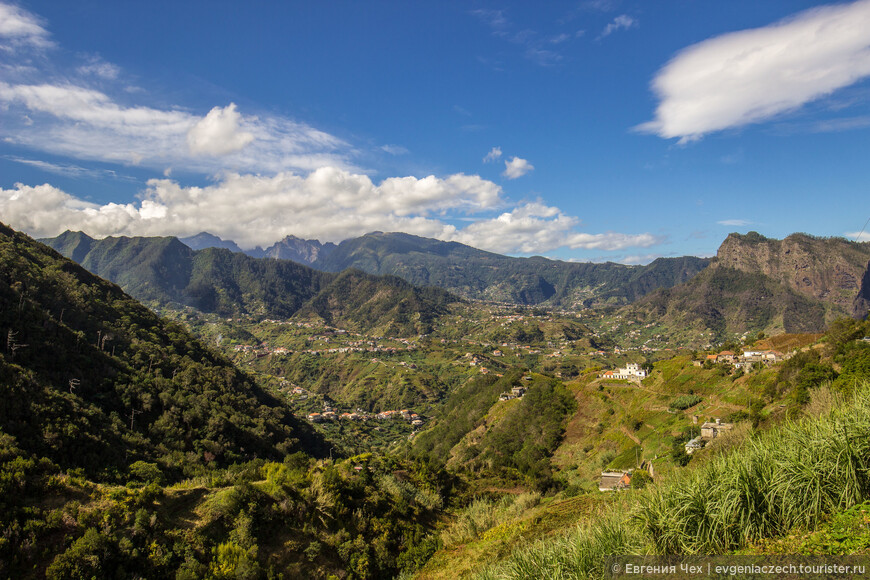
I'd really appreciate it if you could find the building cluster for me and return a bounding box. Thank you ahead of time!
[694,349,786,369]
[598,462,654,492]
[306,406,425,428]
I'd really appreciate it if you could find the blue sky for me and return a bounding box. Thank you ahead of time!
[2,0,869,263]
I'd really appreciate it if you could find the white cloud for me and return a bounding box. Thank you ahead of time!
[1,172,661,256]
[451,202,660,254]
[77,60,121,80]
[846,230,870,242]
[0,2,53,49]
[187,103,254,156]
[598,15,637,39]
[380,144,409,155]
[483,146,502,162]
[620,254,663,265]
[0,82,353,173]
[3,155,131,180]
[717,219,753,226]
[638,0,870,142]
[565,231,661,251]
[502,156,534,179]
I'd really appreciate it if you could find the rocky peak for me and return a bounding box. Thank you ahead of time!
[716,231,870,318]
[261,235,337,265]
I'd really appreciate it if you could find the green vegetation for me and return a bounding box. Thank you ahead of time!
[1,222,326,481]
[315,231,710,308]
[477,383,870,578]
[41,231,458,337]
[13,223,870,578]
[669,394,702,410]
[0,448,452,579]
[628,265,830,345]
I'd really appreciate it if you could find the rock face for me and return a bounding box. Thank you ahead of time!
[256,235,337,265]
[855,261,870,320]
[716,232,870,319]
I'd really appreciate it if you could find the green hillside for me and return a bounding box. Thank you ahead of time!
[1,223,459,578]
[1,222,327,478]
[313,231,709,308]
[41,232,457,336]
[623,263,830,344]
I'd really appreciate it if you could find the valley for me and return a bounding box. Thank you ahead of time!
[3,222,870,578]
[5,3,870,578]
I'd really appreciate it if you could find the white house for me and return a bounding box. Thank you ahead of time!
[601,363,647,380]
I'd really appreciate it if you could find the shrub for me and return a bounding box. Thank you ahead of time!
[669,395,703,411]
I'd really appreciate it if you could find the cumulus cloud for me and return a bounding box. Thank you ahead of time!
[638,0,870,142]
[0,2,53,49]
[1,172,661,256]
[483,146,502,162]
[502,156,534,179]
[187,103,255,156]
[847,229,870,242]
[452,202,660,253]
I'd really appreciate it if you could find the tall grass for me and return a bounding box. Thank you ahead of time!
[440,492,542,547]
[638,385,870,553]
[476,382,870,579]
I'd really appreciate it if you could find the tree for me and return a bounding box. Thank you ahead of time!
[631,468,652,489]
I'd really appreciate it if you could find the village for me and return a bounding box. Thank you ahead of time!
[217,309,809,494]
[594,346,796,492]
[277,384,427,428]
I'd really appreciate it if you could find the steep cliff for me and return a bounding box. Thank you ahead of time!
[716,232,870,319]
[855,260,870,320]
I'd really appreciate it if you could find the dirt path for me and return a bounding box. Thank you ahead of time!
[621,426,641,445]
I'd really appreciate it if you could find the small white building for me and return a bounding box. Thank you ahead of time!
[601,363,647,380]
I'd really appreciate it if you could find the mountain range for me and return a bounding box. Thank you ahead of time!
[41,230,456,336]
[174,230,709,308]
[41,229,870,342]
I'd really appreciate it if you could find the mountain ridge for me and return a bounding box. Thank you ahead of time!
[624,232,870,343]
[716,231,870,319]
[45,230,710,309]
[40,232,458,336]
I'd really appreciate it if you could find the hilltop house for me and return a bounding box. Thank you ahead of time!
[700,418,733,440]
[599,362,647,380]
[696,349,787,369]
[599,470,632,492]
